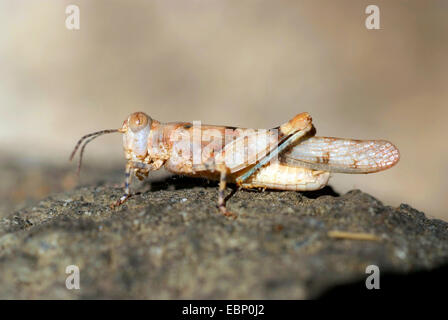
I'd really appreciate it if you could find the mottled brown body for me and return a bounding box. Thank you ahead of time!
[123,113,327,192]
[71,111,399,216]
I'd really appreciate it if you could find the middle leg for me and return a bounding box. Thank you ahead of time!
[216,164,237,218]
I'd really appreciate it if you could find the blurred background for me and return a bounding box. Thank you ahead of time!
[0,0,447,220]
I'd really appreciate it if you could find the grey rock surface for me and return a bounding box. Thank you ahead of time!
[1,173,447,299]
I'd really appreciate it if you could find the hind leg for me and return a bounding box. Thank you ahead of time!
[239,163,330,191]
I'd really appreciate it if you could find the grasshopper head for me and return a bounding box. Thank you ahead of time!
[70,111,153,174]
[120,112,152,159]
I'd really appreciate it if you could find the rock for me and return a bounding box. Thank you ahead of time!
[0,176,447,299]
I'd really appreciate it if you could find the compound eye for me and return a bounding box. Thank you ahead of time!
[129,112,149,132]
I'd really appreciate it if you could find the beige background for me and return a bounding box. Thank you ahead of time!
[0,1,447,219]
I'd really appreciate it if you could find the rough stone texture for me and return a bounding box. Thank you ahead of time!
[1,171,447,299]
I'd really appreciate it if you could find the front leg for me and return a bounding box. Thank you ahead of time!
[112,161,154,208]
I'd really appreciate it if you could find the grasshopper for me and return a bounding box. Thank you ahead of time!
[70,112,399,217]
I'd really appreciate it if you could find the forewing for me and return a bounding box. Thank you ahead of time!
[187,126,282,173]
[280,136,400,173]
[216,129,281,173]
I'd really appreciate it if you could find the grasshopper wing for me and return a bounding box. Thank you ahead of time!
[214,128,288,173]
[213,112,313,173]
[280,136,400,173]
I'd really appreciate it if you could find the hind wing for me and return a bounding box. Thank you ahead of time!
[280,136,400,173]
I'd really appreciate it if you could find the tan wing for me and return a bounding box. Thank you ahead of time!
[215,128,293,173]
[211,112,313,173]
[280,136,400,173]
